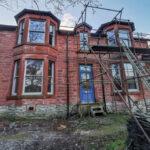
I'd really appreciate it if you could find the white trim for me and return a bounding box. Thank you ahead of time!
[22,60,44,95]
[47,62,54,95]
[124,63,139,91]
[12,62,17,96]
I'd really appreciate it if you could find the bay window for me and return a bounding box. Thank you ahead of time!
[17,20,25,44]
[23,60,44,95]
[12,60,20,95]
[80,32,88,50]
[47,61,54,94]
[107,29,116,46]
[28,20,45,43]
[49,23,55,46]
[124,63,139,91]
[119,29,131,47]
[111,64,122,92]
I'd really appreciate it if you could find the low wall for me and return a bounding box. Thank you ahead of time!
[0,104,77,120]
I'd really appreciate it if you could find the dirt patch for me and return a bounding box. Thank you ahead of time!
[0,114,129,150]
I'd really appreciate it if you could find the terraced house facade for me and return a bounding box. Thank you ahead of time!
[0,9,150,119]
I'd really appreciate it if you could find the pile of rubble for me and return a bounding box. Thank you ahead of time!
[127,113,150,150]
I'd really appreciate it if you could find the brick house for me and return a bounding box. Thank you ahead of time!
[0,9,150,119]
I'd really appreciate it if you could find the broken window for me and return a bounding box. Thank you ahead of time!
[119,29,131,47]
[47,61,54,94]
[80,32,88,50]
[17,20,25,44]
[49,23,55,46]
[107,29,116,46]
[111,64,122,92]
[124,63,139,91]
[12,60,20,95]
[28,20,45,43]
[23,60,44,95]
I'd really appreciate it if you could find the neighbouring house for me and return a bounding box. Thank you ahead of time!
[0,9,150,119]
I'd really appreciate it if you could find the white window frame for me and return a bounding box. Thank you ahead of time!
[12,61,20,96]
[49,23,55,46]
[124,63,139,92]
[23,60,44,95]
[119,29,131,47]
[27,19,46,43]
[17,20,25,44]
[47,62,54,95]
[111,64,122,92]
[80,32,89,50]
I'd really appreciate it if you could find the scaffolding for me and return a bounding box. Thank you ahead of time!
[62,4,150,143]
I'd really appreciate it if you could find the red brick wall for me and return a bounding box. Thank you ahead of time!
[0,14,150,109]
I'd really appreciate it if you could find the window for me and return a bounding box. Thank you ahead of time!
[80,32,88,50]
[17,20,25,44]
[12,60,20,95]
[28,20,45,43]
[49,23,55,46]
[47,61,54,94]
[23,60,44,95]
[119,29,131,47]
[107,29,116,46]
[111,64,122,92]
[124,63,139,91]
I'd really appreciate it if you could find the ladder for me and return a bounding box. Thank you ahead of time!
[121,40,150,91]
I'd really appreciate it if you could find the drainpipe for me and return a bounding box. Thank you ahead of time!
[66,33,70,119]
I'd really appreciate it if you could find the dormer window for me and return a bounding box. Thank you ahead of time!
[119,29,131,47]
[28,20,46,43]
[80,32,88,50]
[107,29,116,46]
[49,23,55,46]
[17,20,25,44]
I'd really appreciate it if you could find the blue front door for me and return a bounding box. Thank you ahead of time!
[79,65,95,104]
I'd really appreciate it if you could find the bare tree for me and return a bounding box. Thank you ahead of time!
[0,0,101,14]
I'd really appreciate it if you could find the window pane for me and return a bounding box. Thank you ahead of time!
[25,76,42,93]
[80,32,88,50]
[24,60,43,94]
[107,30,116,46]
[12,60,20,95]
[119,29,129,38]
[26,60,43,76]
[124,63,139,91]
[81,73,91,89]
[48,61,54,94]
[49,24,55,46]
[29,32,45,43]
[30,20,45,31]
[111,64,122,91]
[80,66,91,72]
[14,77,19,94]
[18,20,24,44]
[119,29,131,46]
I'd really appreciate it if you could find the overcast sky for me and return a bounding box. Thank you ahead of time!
[0,0,150,34]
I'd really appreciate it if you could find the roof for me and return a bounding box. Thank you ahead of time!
[75,22,92,30]
[0,24,17,31]
[15,9,60,25]
[95,19,135,35]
